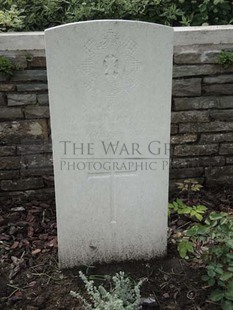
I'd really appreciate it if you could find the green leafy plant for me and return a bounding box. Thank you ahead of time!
[168,198,207,221]
[176,179,203,193]
[218,50,233,68]
[0,4,25,31]
[70,271,143,310]
[0,0,233,32]
[175,179,203,202]
[25,52,33,62]
[0,56,20,76]
[177,239,194,258]
[180,212,233,310]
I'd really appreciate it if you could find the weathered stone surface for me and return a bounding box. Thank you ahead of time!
[0,170,19,180]
[42,175,54,187]
[30,57,46,68]
[204,75,233,84]
[0,157,20,170]
[171,111,209,123]
[172,156,225,168]
[173,64,229,78]
[20,154,53,169]
[200,51,220,63]
[226,157,233,164]
[170,124,178,134]
[170,134,197,144]
[20,167,53,177]
[1,177,44,191]
[0,93,6,106]
[207,175,233,186]
[37,94,49,105]
[174,50,220,64]
[205,166,233,185]
[203,84,233,95]
[0,146,16,156]
[24,106,50,118]
[0,84,15,92]
[174,64,233,78]
[180,121,233,133]
[200,133,233,143]
[174,144,218,156]
[170,167,203,179]
[220,143,233,155]
[0,73,9,82]
[0,190,25,199]
[11,70,47,82]
[7,93,37,106]
[174,96,233,111]
[174,51,201,64]
[0,188,55,201]
[210,110,233,121]
[17,143,52,155]
[17,84,48,91]
[8,56,27,69]
[172,78,201,97]
[0,120,48,144]
[0,107,24,120]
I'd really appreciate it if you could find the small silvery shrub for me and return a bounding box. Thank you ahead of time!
[70,271,143,310]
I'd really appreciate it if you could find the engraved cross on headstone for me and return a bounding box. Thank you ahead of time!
[103,54,119,77]
[88,164,135,224]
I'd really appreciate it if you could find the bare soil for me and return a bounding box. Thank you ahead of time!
[1,187,232,310]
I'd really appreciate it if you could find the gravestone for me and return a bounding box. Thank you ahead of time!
[45,20,173,268]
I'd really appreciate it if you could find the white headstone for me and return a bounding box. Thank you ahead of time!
[45,20,173,268]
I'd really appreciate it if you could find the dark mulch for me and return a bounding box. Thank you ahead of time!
[1,187,232,310]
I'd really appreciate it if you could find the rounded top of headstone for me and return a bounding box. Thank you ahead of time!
[45,19,173,34]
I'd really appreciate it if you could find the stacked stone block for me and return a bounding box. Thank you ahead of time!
[0,42,233,199]
[0,51,53,200]
[171,43,233,190]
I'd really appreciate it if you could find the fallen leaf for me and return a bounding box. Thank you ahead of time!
[27,226,34,238]
[9,256,25,279]
[11,207,25,212]
[11,241,19,249]
[39,233,48,240]
[0,234,11,241]
[27,281,36,287]
[47,237,57,247]
[31,249,41,255]
[40,203,50,208]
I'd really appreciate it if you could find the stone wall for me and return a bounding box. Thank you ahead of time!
[0,26,233,199]
[171,42,233,191]
[0,50,53,200]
